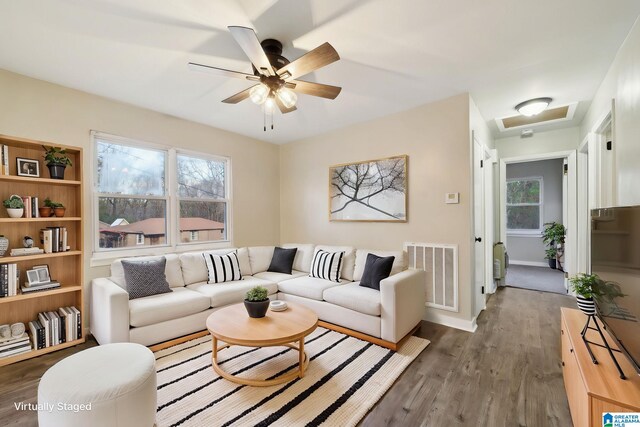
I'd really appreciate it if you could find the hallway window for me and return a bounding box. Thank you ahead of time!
[507,177,543,233]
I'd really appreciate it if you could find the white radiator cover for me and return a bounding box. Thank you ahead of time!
[405,242,458,312]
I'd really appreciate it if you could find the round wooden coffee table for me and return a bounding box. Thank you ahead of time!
[206,302,318,387]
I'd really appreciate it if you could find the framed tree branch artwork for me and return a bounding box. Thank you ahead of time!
[329,155,407,222]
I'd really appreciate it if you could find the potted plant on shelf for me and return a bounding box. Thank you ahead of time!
[3,195,25,218]
[545,248,557,269]
[43,146,73,180]
[568,273,626,316]
[244,286,269,318]
[542,222,566,270]
[43,198,65,217]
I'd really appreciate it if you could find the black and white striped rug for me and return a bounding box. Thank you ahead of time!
[154,327,429,427]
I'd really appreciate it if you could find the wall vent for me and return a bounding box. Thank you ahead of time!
[405,242,458,312]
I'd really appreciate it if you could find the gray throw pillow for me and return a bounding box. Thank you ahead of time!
[121,257,171,300]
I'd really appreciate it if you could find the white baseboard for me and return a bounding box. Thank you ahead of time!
[423,310,477,333]
[509,260,548,268]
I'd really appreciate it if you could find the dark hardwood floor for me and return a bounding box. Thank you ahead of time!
[0,286,575,427]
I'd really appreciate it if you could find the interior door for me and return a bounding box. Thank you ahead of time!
[473,134,486,316]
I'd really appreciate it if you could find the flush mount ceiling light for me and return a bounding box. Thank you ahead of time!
[515,97,552,117]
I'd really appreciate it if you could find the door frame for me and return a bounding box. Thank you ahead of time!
[499,150,577,284]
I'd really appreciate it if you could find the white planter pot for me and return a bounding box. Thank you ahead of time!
[6,208,24,218]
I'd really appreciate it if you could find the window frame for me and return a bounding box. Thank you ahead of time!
[506,176,544,236]
[91,132,233,264]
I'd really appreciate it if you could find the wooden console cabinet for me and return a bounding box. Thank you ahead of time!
[561,308,640,427]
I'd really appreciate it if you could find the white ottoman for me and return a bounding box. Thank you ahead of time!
[38,343,157,427]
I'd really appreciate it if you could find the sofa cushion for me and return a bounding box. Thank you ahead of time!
[121,257,172,300]
[180,249,244,286]
[277,276,347,301]
[315,245,356,281]
[253,270,306,283]
[203,251,243,284]
[187,277,277,308]
[353,249,407,282]
[309,249,345,283]
[111,254,184,289]
[281,243,315,273]
[323,282,382,316]
[129,288,210,328]
[267,247,297,274]
[359,254,395,291]
[247,246,275,274]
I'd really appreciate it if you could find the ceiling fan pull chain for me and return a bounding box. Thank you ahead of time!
[263,110,266,132]
[271,113,274,130]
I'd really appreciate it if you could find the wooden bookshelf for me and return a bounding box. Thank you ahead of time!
[0,134,85,366]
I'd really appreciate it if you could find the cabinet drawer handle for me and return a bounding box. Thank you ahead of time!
[562,361,565,367]
[561,330,564,335]
[570,348,574,353]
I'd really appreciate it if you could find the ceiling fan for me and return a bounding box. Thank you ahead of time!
[188,26,342,118]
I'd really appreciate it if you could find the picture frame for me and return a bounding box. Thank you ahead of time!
[329,155,408,222]
[16,157,40,177]
[28,264,51,285]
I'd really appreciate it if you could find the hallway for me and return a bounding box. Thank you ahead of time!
[505,264,567,294]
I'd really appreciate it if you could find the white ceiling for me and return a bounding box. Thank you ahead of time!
[1,0,639,143]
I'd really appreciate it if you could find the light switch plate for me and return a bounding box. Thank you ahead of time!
[445,192,459,204]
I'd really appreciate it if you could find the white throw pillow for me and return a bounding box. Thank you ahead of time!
[203,251,242,284]
[309,249,344,283]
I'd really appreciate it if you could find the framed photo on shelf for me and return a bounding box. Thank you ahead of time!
[16,157,40,177]
[27,265,51,285]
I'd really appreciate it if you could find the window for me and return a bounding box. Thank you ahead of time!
[506,177,543,233]
[93,133,230,254]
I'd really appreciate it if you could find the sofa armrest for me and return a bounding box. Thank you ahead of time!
[380,269,426,343]
[90,278,130,345]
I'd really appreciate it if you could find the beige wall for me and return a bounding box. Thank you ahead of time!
[496,127,579,159]
[581,17,640,206]
[0,69,280,287]
[280,93,475,322]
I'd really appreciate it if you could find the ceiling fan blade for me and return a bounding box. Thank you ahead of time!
[276,42,340,81]
[228,26,274,76]
[188,62,259,81]
[222,85,258,104]
[275,97,297,114]
[288,80,341,100]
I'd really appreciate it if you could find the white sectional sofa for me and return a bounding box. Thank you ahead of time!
[90,244,426,349]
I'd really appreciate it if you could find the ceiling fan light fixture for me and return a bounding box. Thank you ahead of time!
[515,97,552,117]
[263,96,276,114]
[277,87,297,109]
[249,83,269,105]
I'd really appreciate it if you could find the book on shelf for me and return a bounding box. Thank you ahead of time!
[40,227,70,253]
[33,306,81,348]
[0,263,20,297]
[0,333,32,359]
[21,281,61,293]
[0,145,8,176]
[10,247,44,256]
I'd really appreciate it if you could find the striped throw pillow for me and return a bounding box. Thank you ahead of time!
[203,251,242,284]
[309,249,344,283]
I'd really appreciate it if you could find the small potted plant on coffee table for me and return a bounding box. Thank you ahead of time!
[3,195,25,218]
[244,286,269,318]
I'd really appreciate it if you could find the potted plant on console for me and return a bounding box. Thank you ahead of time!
[3,195,25,218]
[43,146,73,180]
[244,286,269,318]
[569,273,600,315]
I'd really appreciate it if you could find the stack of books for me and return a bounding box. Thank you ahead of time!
[33,307,81,348]
[10,247,44,257]
[40,227,69,253]
[0,263,19,297]
[0,333,32,359]
[21,280,60,294]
